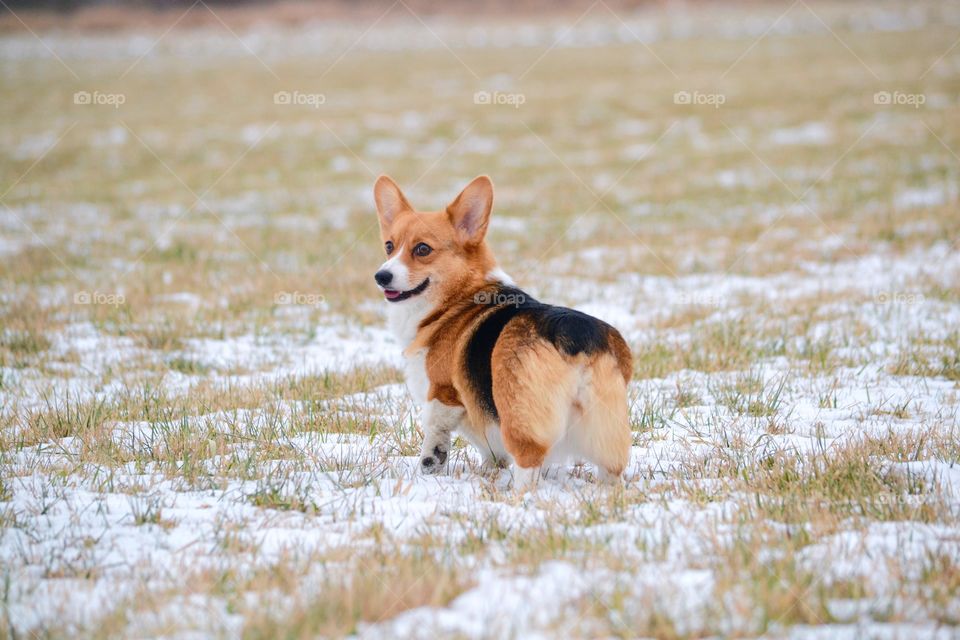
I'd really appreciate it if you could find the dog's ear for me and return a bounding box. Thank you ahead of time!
[374,175,412,233]
[447,175,493,245]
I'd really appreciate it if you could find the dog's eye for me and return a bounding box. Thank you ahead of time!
[413,243,432,258]
[385,241,394,255]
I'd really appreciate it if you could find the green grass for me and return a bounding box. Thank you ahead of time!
[2,2,960,637]
[745,437,942,524]
[712,370,788,418]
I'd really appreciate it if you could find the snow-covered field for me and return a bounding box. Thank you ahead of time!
[2,2,960,637]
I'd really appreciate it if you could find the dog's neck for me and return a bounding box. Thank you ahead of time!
[388,266,514,353]
[387,296,433,350]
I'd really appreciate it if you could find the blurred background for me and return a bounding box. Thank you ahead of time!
[1,0,957,395]
[2,1,960,636]
[1,0,671,30]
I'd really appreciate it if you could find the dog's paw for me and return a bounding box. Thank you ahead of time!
[480,456,508,475]
[512,466,541,492]
[420,456,440,474]
[597,467,624,485]
[419,445,448,474]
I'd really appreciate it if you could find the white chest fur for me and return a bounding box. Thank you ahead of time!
[404,349,429,405]
[387,298,432,406]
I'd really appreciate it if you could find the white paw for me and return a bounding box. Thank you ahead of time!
[512,466,541,492]
[597,467,624,485]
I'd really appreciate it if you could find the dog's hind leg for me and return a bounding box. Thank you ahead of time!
[491,334,577,489]
[567,353,632,480]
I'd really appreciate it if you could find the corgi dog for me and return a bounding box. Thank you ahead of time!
[373,175,633,486]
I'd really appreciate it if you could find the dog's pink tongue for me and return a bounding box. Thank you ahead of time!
[384,289,401,300]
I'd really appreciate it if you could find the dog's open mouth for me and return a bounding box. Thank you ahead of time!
[383,278,430,302]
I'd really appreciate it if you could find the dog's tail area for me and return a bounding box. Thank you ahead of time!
[568,352,632,478]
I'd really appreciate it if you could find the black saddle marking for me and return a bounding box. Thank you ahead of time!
[463,286,614,420]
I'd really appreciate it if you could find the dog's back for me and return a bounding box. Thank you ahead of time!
[453,284,633,479]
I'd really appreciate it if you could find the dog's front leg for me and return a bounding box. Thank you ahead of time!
[419,400,464,475]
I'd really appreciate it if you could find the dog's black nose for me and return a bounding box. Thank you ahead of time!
[374,270,393,286]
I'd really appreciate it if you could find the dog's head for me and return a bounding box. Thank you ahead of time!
[373,175,499,305]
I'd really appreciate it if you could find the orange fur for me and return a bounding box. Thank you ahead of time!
[374,175,633,482]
